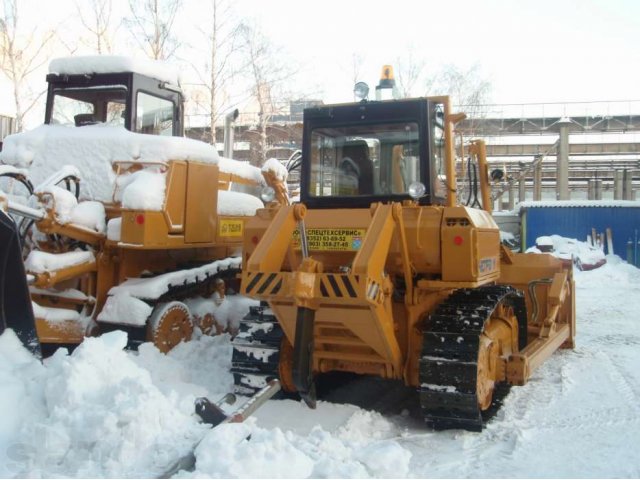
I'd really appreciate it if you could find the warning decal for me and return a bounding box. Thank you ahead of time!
[219,219,244,237]
[292,228,366,251]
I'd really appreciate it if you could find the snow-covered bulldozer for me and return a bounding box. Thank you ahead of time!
[231,77,576,431]
[0,56,288,354]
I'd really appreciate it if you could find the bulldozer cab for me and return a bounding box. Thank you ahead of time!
[301,98,448,208]
[45,63,184,136]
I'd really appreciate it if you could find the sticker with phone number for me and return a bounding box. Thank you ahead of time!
[292,228,366,251]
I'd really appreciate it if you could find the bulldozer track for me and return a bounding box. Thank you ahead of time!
[419,285,526,431]
[230,305,284,396]
[100,261,242,350]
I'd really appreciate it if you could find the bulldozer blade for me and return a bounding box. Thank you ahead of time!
[0,210,40,357]
[292,307,317,408]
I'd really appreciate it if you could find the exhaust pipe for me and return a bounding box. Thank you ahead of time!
[223,109,239,159]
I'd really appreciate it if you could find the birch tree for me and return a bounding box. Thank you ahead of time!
[238,22,294,166]
[0,0,55,131]
[188,0,243,144]
[75,0,116,54]
[126,0,181,60]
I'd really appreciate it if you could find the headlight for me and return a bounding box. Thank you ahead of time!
[261,186,276,203]
[408,182,426,200]
[353,82,370,102]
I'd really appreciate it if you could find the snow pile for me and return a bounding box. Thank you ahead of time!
[526,234,606,269]
[178,410,412,478]
[119,169,167,211]
[24,250,95,274]
[0,330,208,478]
[49,55,181,86]
[2,244,640,477]
[218,190,264,216]
[134,334,234,401]
[0,125,219,203]
[31,184,107,233]
[106,217,122,241]
[31,302,80,323]
[69,201,107,233]
[36,185,77,222]
[262,157,288,183]
[218,157,265,185]
[185,295,259,333]
[97,292,153,327]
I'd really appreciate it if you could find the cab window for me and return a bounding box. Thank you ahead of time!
[50,86,127,127]
[309,122,419,197]
[136,92,175,136]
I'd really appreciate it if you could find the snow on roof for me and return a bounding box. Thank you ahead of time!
[0,125,220,203]
[48,55,181,86]
[519,200,640,209]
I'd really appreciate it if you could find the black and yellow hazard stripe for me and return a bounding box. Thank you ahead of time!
[319,274,359,298]
[244,272,284,296]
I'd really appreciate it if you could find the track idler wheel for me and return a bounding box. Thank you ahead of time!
[147,301,194,353]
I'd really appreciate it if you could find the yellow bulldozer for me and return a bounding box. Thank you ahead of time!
[0,56,288,355]
[229,70,576,431]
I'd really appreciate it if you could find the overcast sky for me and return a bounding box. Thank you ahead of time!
[2,0,640,122]
[235,0,640,105]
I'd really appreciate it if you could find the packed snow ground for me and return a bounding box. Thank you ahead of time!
[1,255,640,478]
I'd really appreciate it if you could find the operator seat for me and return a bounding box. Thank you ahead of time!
[339,142,373,195]
[74,113,98,127]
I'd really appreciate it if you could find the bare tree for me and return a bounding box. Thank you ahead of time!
[187,0,244,144]
[126,0,181,60]
[0,0,55,131]
[434,63,491,110]
[238,22,294,166]
[395,46,434,98]
[75,0,115,54]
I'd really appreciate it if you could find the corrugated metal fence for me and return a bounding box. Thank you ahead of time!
[521,202,640,265]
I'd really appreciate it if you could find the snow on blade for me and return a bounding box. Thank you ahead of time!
[24,250,95,274]
[31,302,80,323]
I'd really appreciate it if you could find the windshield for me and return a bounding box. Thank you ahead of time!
[308,122,420,197]
[50,86,127,127]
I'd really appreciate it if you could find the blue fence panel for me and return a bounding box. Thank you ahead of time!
[522,205,640,262]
